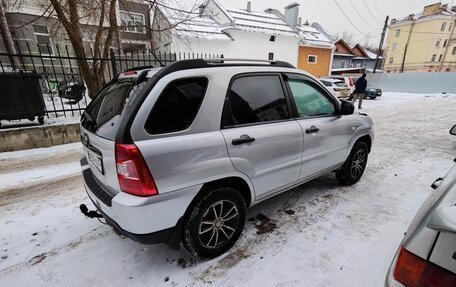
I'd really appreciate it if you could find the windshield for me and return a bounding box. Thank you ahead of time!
[334,82,347,88]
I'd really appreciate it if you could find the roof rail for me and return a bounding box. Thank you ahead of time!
[204,58,295,68]
[124,65,155,72]
[153,58,295,79]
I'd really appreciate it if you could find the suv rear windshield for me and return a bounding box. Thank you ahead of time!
[81,78,148,139]
[334,82,347,87]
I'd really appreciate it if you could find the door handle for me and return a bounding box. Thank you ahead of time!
[305,126,320,134]
[431,177,443,190]
[232,135,256,145]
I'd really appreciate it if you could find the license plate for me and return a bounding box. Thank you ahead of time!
[88,150,104,174]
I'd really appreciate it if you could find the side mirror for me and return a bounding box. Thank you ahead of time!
[450,125,456,135]
[427,206,456,234]
[339,100,354,115]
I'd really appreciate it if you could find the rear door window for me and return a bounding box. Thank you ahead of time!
[222,75,289,127]
[145,77,208,134]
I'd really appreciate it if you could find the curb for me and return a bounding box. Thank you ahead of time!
[0,123,80,152]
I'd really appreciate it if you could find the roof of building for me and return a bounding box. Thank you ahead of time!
[157,3,232,40]
[298,24,334,48]
[392,4,456,25]
[157,1,333,47]
[223,7,298,37]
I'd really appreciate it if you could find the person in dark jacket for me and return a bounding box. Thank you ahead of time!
[352,73,367,109]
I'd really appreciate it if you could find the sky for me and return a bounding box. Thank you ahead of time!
[216,0,454,46]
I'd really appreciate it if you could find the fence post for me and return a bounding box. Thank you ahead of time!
[110,49,117,76]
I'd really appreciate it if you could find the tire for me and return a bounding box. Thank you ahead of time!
[182,187,246,259]
[369,96,377,100]
[336,141,369,185]
[38,116,44,125]
[28,117,35,121]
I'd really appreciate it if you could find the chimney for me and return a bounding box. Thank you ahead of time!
[247,2,251,13]
[408,14,415,20]
[284,3,300,28]
[442,4,448,11]
[198,5,205,17]
[391,18,397,24]
[297,17,302,26]
[304,19,310,25]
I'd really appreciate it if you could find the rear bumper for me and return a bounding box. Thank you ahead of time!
[385,248,405,287]
[80,157,201,245]
[92,200,180,246]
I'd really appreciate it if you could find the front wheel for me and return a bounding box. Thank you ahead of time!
[336,141,369,185]
[182,187,246,259]
[369,96,377,100]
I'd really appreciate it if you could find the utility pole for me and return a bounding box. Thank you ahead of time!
[374,15,389,73]
[401,21,415,73]
[0,0,20,69]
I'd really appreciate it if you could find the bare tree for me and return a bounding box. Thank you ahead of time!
[332,30,355,45]
[47,0,118,98]
[0,0,21,68]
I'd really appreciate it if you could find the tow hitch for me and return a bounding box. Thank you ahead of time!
[80,204,103,219]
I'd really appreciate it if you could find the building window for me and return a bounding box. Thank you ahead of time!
[350,63,354,68]
[268,53,274,60]
[443,39,448,47]
[356,63,361,68]
[438,54,443,62]
[269,35,276,42]
[392,43,397,52]
[452,47,456,55]
[431,54,436,62]
[395,29,401,37]
[436,39,441,47]
[33,25,54,55]
[341,61,345,68]
[119,11,145,33]
[308,55,317,63]
[441,22,446,31]
[449,23,453,32]
[389,57,394,64]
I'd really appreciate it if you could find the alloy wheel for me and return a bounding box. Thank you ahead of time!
[198,200,240,249]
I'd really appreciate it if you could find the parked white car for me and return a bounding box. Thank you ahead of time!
[326,75,355,93]
[320,78,351,99]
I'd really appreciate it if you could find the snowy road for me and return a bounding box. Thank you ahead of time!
[0,93,455,287]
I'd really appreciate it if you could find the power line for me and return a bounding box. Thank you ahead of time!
[360,0,384,24]
[333,0,371,37]
[347,0,382,30]
[371,0,386,17]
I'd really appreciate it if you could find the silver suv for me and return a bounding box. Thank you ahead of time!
[79,59,374,258]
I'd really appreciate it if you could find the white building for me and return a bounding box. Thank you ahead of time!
[151,0,302,66]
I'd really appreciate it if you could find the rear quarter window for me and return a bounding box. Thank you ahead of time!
[145,77,208,134]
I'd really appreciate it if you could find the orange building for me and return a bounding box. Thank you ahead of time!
[296,23,335,78]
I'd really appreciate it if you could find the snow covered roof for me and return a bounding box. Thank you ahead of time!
[223,7,298,37]
[297,24,334,48]
[157,4,231,40]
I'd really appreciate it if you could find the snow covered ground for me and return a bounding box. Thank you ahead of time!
[0,92,455,287]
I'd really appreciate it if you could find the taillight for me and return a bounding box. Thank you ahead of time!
[334,88,342,92]
[349,77,354,86]
[115,143,158,197]
[393,247,456,287]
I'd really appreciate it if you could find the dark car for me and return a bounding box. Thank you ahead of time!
[364,85,382,100]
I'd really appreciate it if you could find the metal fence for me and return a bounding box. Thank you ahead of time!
[0,42,220,123]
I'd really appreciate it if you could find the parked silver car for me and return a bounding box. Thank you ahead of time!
[79,59,374,258]
[385,126,456,286]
